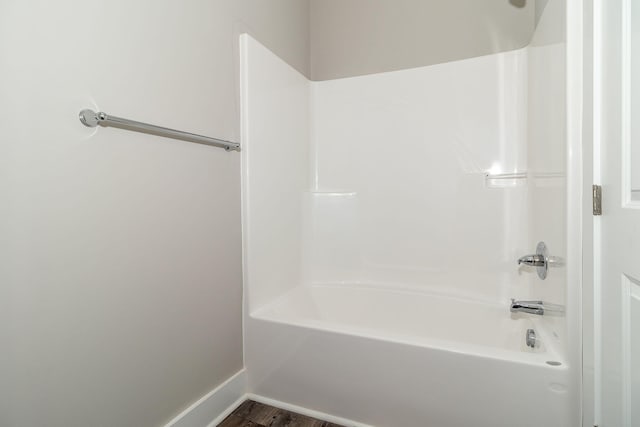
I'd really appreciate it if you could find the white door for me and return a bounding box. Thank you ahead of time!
[598,0,640,425]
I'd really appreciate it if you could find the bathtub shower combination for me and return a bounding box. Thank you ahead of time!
[240,1,579,425]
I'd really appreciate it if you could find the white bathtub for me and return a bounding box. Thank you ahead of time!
[245,284,574,427]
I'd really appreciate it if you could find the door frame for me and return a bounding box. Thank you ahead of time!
[579,0,609,425]
[567,0,594,425]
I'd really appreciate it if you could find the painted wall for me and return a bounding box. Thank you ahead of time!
[0,1,309,426]
[536,0,552,25]
[310,0,535,80]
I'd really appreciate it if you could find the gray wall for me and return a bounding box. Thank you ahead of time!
[0,1,308,426]
[536,0,552,25]
[310,0,535,80]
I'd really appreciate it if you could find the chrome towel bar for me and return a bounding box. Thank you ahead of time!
[79,109,240,151]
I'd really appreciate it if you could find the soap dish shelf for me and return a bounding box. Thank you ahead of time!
[485,172,527,188]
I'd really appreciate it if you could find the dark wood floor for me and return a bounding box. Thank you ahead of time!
[218,400,345,427]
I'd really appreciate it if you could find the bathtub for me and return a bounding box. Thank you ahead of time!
[245,284,574,427]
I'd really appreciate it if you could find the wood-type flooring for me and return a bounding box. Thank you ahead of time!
[218,400,346,427]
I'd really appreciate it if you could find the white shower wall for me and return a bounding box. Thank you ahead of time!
[525,0,572,381]
[243,3,568,311]
[308,50,531,303]
[240,35,310,311]
[527,0,567,314]
[242,37,537,311]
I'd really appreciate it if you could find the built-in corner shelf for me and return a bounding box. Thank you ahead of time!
[304,190,358,197]
[485,172,527,188]
[484,172,566,188]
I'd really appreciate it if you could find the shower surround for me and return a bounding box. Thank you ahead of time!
[240,2,578,424]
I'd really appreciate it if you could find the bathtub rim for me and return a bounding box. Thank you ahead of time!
[250,283,569,370]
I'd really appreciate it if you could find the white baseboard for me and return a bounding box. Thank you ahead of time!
[246,393,373,427]
[163,370,369,427]
[165,369,247,427]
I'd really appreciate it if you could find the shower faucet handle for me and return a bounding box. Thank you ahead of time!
[510,299,565,316]
[517,254,546,267]
[517,241,549,280]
